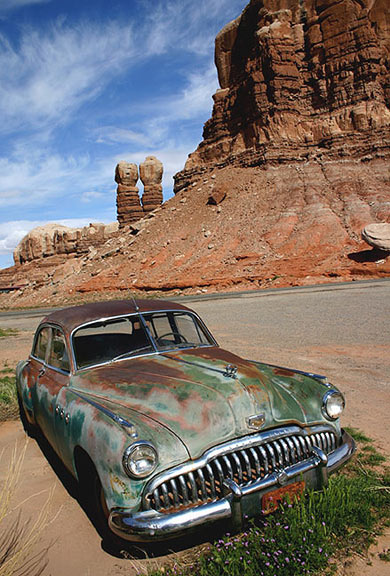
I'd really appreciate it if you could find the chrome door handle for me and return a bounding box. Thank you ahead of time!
[39,367,45,377]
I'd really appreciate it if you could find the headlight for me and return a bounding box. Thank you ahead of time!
[322,390,345,420]
[123,441,158,478]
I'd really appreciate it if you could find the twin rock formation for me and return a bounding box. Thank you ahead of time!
[116,156,163,227]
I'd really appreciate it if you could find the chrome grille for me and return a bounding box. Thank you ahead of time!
[145,429,338,513]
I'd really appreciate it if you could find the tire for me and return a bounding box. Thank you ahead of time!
[76,452,122,547]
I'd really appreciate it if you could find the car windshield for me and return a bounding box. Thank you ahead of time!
[72,311,214,369]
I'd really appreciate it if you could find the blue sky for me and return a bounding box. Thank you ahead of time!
[0,0,247,269]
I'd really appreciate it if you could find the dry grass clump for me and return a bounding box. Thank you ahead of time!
[0,442,55,576]
[0,367,18,423]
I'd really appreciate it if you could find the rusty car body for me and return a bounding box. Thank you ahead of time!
[16,299,355,541]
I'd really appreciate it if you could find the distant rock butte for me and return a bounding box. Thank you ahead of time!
[14,222,119,265]
[116,156,164,225]
[115,161,143,227]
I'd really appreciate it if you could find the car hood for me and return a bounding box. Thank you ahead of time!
[70,347,330,459]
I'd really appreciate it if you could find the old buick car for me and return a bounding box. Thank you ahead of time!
[16,299,355,541]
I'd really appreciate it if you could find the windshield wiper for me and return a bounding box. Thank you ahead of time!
[111,346,153,362]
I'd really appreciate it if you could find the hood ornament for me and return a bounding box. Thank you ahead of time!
[224,364,238,379]
[247,413,266,430]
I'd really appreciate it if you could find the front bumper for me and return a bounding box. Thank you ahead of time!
[109,429,355,542]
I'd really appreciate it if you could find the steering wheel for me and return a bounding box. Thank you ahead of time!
[156,331,188,345]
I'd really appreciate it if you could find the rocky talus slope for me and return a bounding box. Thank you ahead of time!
[0,0,389,309]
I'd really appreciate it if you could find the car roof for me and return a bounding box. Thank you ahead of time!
[40,299,193,334]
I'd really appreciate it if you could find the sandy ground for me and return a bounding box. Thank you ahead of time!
[0,287,389,576]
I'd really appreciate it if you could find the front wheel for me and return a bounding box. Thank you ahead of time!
[77,454,121,546]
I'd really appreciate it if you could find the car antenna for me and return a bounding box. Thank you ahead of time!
[131,295,140,312]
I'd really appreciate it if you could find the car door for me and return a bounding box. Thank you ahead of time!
[34,325,71,455]
[26,325,51,423]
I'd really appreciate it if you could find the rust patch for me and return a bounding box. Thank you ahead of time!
[273,367,297,378]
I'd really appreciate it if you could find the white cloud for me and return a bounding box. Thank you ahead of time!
[0,0,246,137]
[94,127,151,147]
[170,67,218,120]
[143,0,246,56]
[0,19,136,134]
[0,0,50,17]
[95,66,217,154]
[0,152,89,207]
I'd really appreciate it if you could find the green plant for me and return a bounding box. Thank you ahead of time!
[0,328,18,339]
[379,548,390,562]
[0,375,16,406]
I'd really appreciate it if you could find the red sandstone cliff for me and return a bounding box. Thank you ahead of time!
[175,0,390,187]
[0,0,389,309]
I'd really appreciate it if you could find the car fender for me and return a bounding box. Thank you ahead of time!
[55,386,189,513]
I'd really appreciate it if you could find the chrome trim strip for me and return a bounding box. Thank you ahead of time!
[249,447,261,477]
[108,430,355,542]
[205,464,216,499]
[240,449,251,480]
[179,475,189,505]
[71,390,137,434]
[232,453,242,483]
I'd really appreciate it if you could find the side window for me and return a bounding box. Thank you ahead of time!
[48,328,70,372]
[174,313,209,344]
[33,327,50,362]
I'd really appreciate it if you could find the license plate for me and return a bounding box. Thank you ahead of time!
[261,481,305,514]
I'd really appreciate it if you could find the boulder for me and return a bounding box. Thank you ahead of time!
[362,223,390,252]
[207,183,228,205]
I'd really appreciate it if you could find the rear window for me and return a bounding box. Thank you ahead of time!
[48,328,70,372]
[33,326,50,361]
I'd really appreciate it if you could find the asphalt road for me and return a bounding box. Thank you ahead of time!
[1,278,389,341]
[188,279,390,351]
